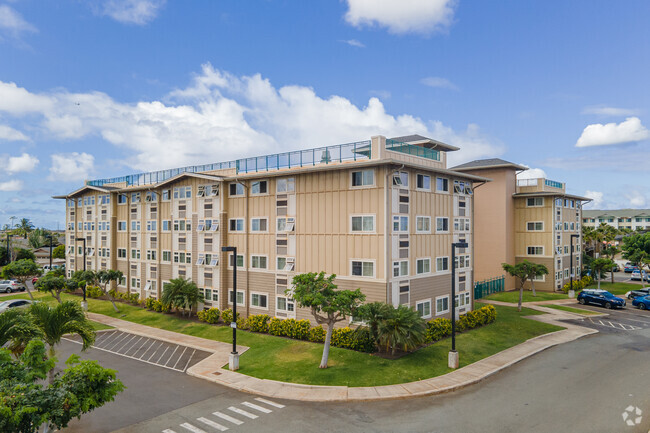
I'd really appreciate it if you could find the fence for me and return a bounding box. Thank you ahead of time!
[474,275,505,300]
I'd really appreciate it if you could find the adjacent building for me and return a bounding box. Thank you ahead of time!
[452,159,590,291]
[582,209,650,231]
[55,135,487,323]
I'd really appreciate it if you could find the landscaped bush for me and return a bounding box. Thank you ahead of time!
[246,314,270,333]
[145,298,156,310]
[85,285,103,298]
[221,308,240,324]
[425,318,452,343]
[308,325,326,343]
[331,327,374,353]
[425,305,497,343]
[197,307,220,324]
[581,275,594,286]
[281,319,311,340]
[268,317,284,336]
[236,317,249,330]
[152,300,170,313]
[562,279,584,294]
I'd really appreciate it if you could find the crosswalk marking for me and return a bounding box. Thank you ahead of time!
[212,411,244,425]
[242,401,272,413]
[228,406,258,419]
[180,423,207,433]
[197,417,228,431]
[254,397,285,408]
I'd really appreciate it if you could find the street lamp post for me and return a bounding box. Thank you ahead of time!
[47,235,53,271]
[569,234,580,298]
[222,245,239,371]
[5,232,10,264]
[449,241,468,369]
[76,237,88,311]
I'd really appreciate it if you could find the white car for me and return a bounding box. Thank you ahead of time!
[0,299,32,313]
[631,270,649,282]
[0,280,26,293]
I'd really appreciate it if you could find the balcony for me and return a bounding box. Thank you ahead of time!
[516,178,565,193]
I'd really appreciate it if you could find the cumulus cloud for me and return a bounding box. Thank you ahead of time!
[344,0,457,35]
[420,76,458,90]
[582,105,639,117]
[100,0,165,25]
[583,190,604,209]
[0,64,502,175]
[0,4,37,38]
[48,153,95,182]
[625,191,647,208]
[4,153,39,174]
[576,117,650,147]
[0,180,23,191]
[340,39,365,48]
[0,124,28,141]
[516,167,548,180]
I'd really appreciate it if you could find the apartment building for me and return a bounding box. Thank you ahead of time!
[452,159,590,291]
[583,209,650,231]
[54,135,487,323]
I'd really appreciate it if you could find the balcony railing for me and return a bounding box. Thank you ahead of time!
[385,139,440,161]
[516,178,538,187]
[544,179,564,189]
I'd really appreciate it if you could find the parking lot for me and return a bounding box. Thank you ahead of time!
[564,301,650,333]
[64,330,211,373]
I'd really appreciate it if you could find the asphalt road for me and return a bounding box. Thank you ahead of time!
[59,306,650,433]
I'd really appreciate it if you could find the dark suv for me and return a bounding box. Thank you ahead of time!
[578,290,626,309]
[626,288,650,300]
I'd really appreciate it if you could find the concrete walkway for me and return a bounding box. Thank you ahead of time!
[87,303,597,402]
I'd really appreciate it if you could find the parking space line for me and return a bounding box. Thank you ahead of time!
[145,340,164,362]
[94,330,117,345]
[228,407,258,419]
[241,401,272,413]
[254,397,285,408]
[172,346,188,370]
[162,430,177,433]
[129,337,152,358]
[179,423,207,433]
[122,335,144,356]
[139,339,159,360]
[181,349,196,373]
[107,332,131,351]
[99,331,124,349]
[196,417,228,431]
[155,346,170,364]
[212,412,244,425]
[114,333,138,353]
[164,345,180,367]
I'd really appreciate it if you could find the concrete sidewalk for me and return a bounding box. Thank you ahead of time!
[88,304,597,402]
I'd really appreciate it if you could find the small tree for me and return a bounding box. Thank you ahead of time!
[355,302,391,352]
[15,218,34,239]
[0,309,43,357]
[591,258,615,290]
[1,259,42,301]
[526,263,549,297]
[291,272,365,368]
[602,244,621,284]
[502,260,538,312]
[34,273,67,304]
[52,244,65,259]
[14,248,36,262]
[376,304,426,355]
[97,269,124,312]
[72,269,99,299]
[161,277,203,317]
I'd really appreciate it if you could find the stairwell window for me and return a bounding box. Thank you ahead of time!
[393,260,409,277]
[393,215,408,232]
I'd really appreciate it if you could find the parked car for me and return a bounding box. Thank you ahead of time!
[32,277,39,284]
[0,280,26,294]
[612,264,621,272]
[626,288,650,299]
[0,299,32,313]
[625,264,639,273]
[630,270,649,281]
[577,289,626,309]
[632,295,650,310]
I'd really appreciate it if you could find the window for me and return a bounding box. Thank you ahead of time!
[131,221,141,231]
[251,293,268,309]
[131,249,141,259]
[146,250,157,261]
[435,177,449,193]
[146,220,157,231]
[162,251,171,262]
[436,257,449,272]
[393,171,408,187]
[436,217,449,232]
[173,252,192,264]
[251,255,267,269]
[251,218,268,232]
[393,260,409,277]
[436,296,450,315]
[416,216,431,233]
[229,183,244,196]
[393,215,408,232]
[277,257,287,271]
[527,197,544,207]
[229,219,245,232]
[131,192,140,203]
[173,186,191,199]
[527,222,543,231]
[160,189,170,201]
[416,258,431,274]
[527,246,544,255]
[229,290,245,306]
[131,278,141,289]
[416,174,431,190]
[145,191,157,202]
[229,254,244,268]
[117,248,127,259]
[351,260,374,277]
[276,178,295,193]
[351,215,375,232]
[117,221,127,231]
[251,181,268,195]
[416,300,432,318]
[351,169,374,187]
[162,220,171,231]
[276,296,295,313]
[118,194,127,204]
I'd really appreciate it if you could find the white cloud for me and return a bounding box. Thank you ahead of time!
[516,167,547,180]
[48,153,95,182]
[344,0,456,35]
[0,179,23,191]
[625,191,647,208]
[583,190,604,209]
[0,4,37,38]
[4,153,39,174]
[420,76,458,90]
[0,124,28,141]
[582,105,639,117]
[100,0,165,25]
[576,117,650,147]
[0,64,502,175]
[340,39,365,48]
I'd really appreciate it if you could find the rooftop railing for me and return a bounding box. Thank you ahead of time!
[544,179,564,189]
[87,140,371,187]
[385,139,440,161]
[516,178,539,187]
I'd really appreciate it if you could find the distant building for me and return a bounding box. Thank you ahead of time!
[582,209,650,231]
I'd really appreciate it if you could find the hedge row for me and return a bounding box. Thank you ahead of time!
[561,275,594,294]
[424,304,497,344]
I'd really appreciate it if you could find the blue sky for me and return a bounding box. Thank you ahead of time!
[0,0,649,229]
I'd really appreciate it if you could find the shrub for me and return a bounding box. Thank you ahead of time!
[152,300,170,313]
[308,326,326,343]
[281,319,311,340]
[425,318,452,343]
[85,285,103,298]
[562,279,585,294]
[145,298,156,310]
[128,293,140,304]
[268,317,284,336]
[331,327,374,352]
[197,308,220,324]
[247,314,270,333]
[236,317,249,330]
[221,308,240,324]
[581,275,594,286]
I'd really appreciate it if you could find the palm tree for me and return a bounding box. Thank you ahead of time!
[161,277,203,317]
[354,302,392,352]
[16,218,35,239]
[602,244,621,284]
[377,305,426,355]
[591,258,615,290]
[0,309,43,357]
[28,301,96,383]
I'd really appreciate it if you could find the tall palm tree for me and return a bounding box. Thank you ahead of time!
[377,305,426,355]
[16,218,35,239]
[0,309,43,357]
[28,301,96,383]
[355,302,392,352]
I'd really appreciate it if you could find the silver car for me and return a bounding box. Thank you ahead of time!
[0,299,32,313]
[0,280,26,294]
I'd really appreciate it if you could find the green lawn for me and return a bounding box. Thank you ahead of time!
[5,292,563,387]
[90,321,115,331]
[483,290,568,303]
[544,305,600,315]
[584,282,640,295]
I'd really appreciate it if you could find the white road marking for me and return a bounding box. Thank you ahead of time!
[182,349,196,372]
[122,335,145,355]
[172,346,188,370]
[241,401,272,413]
[146,341,164,362]
[162,429,177,433]
[197,417,228,431]
[106,332,130,350]
[114,333,138,352]
[254,397,285,408]
[228,406,258,419]
[212,412,244,425]
[139,339,160,360]
[164,345,180,367]
[155,346,170,364]
[180,423,207,433]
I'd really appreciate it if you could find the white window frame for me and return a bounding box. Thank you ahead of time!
[393,215,409,233]
[436,256,450,272]
[251,255,268,269]
[416,216,431,233]
[350,260,375,278]
[526,197,544,207]
[250,292,269,309]
[350,169,375,188]
[416,299,432,319]
[229,218,245,232]
[416,258,431,275]
[526,221,544,231]
[276,177,295,193]
[229,183,245,197]
[416,173,431,191]
[393,260,409,277]
[228,253,245,269]
[250,218,268,232]
[228,289,246,307]
[351,215,375,233]
[436,295,450,315]
[436,217,449,233]
[276,296,295,314]
[436,177,449,193]
[527,246,544,256]
[251,180,268,195]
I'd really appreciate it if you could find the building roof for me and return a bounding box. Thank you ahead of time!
[451,158,528,171]
[389,134,460,152]
[52,184,119,199]
[512,192,592,202]
[582,209,650,218]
